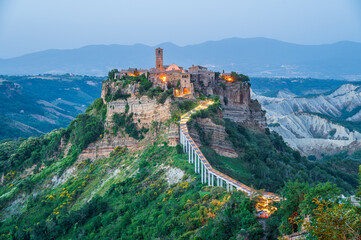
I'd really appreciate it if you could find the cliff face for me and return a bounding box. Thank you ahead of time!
[213,82,267,127]
[79,81,178,160]
[188,118,238,158]
[83,78,266,161]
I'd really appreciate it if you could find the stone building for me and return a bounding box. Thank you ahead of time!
[116,47,219,98]
[155,47,164,70]
[114,68,148,79]
[149,48,195,97]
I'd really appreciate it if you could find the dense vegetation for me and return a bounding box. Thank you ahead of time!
[267,178,361,239]
[0,116,359,239]
[111,111,147,140]
[230,72,250,82]
[188,111,360,194]
[104,73,174,104]
[0,124,266,239]
[0,80,360,239]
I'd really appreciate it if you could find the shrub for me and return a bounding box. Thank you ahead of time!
[68,114,104,150]
[113,89,131,100]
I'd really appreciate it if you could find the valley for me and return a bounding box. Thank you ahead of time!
[0,75,104,140]
[1,1,360,239]
[254,82,361,158]
[0,65,359,238]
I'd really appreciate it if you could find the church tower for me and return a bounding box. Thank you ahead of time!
[155,48,163,70]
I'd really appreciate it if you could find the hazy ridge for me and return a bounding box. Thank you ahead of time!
[1,38,361,79]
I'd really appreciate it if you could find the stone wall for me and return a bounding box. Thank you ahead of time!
[107,96,172,129]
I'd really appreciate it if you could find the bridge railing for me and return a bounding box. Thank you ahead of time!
[179,101,280,200]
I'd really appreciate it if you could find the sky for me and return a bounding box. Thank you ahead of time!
[0,0,361,58]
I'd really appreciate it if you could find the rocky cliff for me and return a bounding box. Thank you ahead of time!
[188,117,238,158]
[82,78,266,161]
[79,81,178,160]
[213,81,266,128]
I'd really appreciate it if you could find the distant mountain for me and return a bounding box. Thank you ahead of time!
[0,75,103,140]
[1,38,361,79]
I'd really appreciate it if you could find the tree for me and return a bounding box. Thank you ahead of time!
[239,74,250,82]
[278,181,309,235]
[300,182,341,216]
[230,72,250,82]
[108,69,119,80]
[230,72,240,82]
[305,198,361,239]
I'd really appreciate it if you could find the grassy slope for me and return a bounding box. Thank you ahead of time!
[0,136,262,239]
[0,97,264,239]
[189,116,359,194]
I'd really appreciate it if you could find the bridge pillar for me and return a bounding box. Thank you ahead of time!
[191,146,193,164]
[197,155,200,173]
[192,148,194,164]
[194,150,197,173]
[201,162,203,183]
[208,172,211,186]
[184,136,186,152]
[182,132,184,145]
[188,143,191,163]
[203,164,207,183]
[226,182,229,192]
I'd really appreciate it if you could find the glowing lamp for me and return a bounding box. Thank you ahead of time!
[162,76,166,82]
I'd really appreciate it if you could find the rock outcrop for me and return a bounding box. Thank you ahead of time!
[214,81,267,127]
[79,86,178,160]
[188,118,238,158]
[82,77,266,161]
[106,96,172,129]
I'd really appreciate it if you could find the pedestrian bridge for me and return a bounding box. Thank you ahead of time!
[179,100,280,216]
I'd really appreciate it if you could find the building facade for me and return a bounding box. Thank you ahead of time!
[116,48,218,98]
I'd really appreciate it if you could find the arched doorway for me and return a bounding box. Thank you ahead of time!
[183,87,188,94]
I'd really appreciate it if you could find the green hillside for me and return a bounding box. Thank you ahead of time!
[0,75,104,140]
[0,99,265,239]
[187,106,360,194]
[0,95,359,239]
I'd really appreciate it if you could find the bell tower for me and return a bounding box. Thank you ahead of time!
[155,48,163,70]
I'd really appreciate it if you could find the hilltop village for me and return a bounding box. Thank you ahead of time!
[95,49,275,217]
[96,48,266,159]
[1,49,359,239]
[114,48,215,98]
